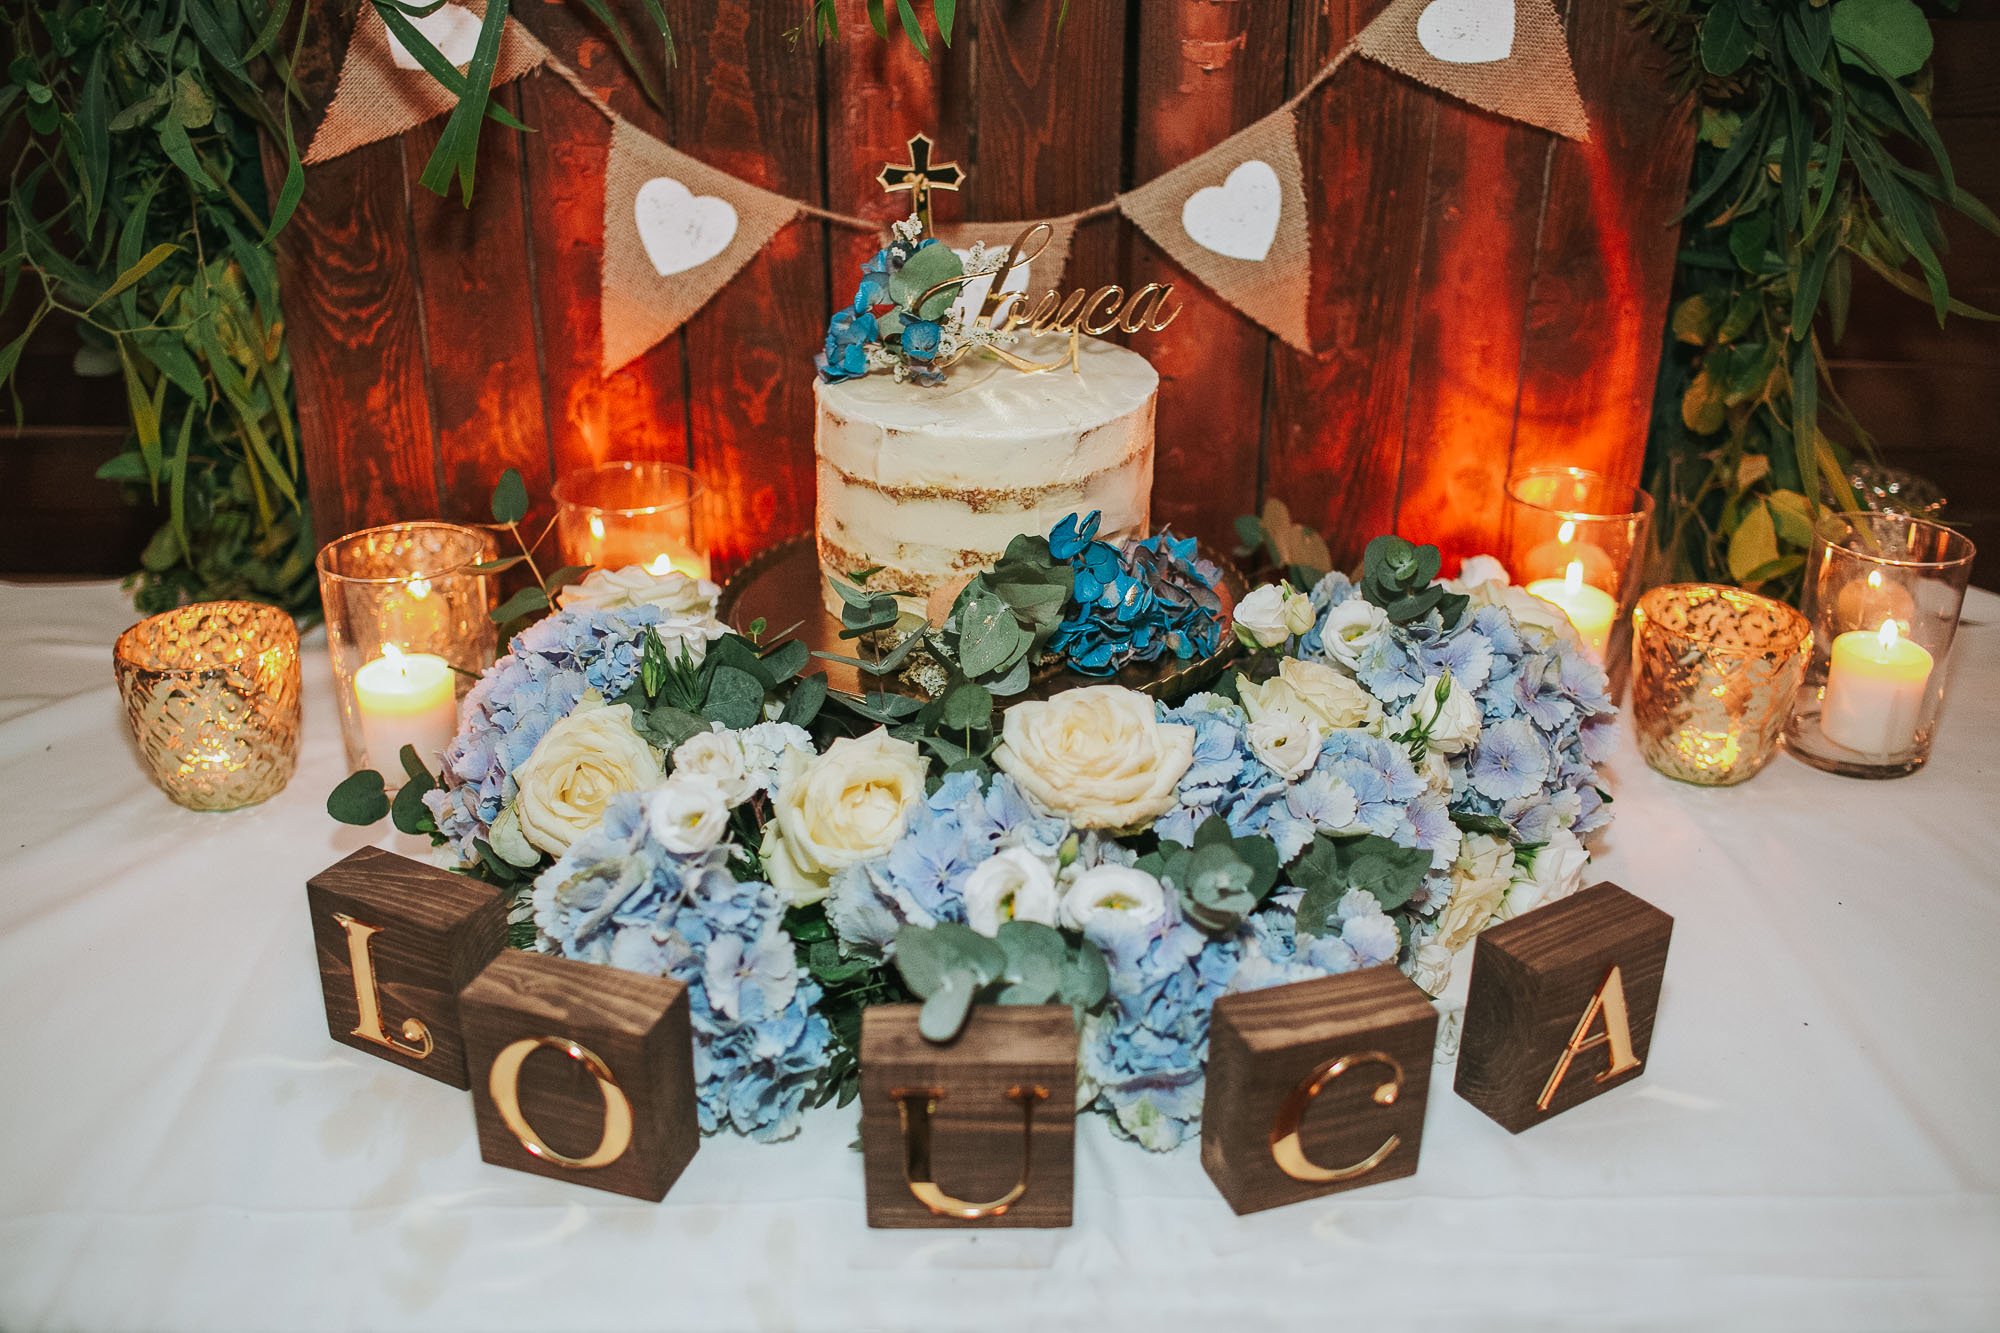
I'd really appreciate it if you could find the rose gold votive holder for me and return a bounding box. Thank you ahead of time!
[113,601,302,810]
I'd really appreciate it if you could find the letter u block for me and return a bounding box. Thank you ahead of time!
[307,847,506,1087]
[459,951,700,1201]
[860,1005,1076,1228]
[1455,881,1674,1133]
[1201,966,1438,1215]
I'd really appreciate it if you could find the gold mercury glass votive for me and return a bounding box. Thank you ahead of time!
[1630,584,1812,786]
[113,600,302,810]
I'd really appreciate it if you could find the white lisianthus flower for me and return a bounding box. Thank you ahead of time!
[1281,588,1319,637]
[963,848,1062,936]
[671,727,755,807]
[1240,657,1384,733]
[558,563,720,617]
[1497,826,1589,921]
[1394,672,1482,755]
[993,686,1195,829]
[1320,598,1389,672]
[1059,863,1167,934]
[646,776,730,855]
[1233,583,1295,649]
[759,729,928,906]
[1433,832,1515,953]
[509,695,665,858]
[1246,711,1323,781]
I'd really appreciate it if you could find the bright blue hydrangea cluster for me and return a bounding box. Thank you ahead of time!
[818,235,948,386]
[1046,511,1225,676]
[425,605,664,866]
[533,793,832,1142]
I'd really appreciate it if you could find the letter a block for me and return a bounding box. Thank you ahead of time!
[860,1005,1075,1229]
[1455,881,1673,1133]
[307,847,506,1088]
[459,952,699,1201]
[1201,966,1438,1215]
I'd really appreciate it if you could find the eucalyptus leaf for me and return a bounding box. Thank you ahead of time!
[918,972,976,1042]
[327,769,389,825]
[703,665,766,729]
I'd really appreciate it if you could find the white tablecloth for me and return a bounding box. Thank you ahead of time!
[3,579,1996,1332]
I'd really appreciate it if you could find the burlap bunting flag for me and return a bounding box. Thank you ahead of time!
[303,1,551,165]
[1357,0,1590,142]
[1116,108,1312,353]
[600,119,802,374]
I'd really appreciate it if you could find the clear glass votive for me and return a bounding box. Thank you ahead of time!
[316,522,497,781]
[1504,467,1655,693]
[1630,584,1812,786]
[114,601,302,810]
[1784,512,1976,779]
[553,460,711,580]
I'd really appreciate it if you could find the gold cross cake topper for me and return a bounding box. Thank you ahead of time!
[877,133,962,234]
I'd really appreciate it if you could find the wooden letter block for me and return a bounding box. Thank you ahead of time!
[860,1005,1075,1229]
[1455,881,1673,1133]
[1200,965,1438,1215]
[307,846,506,1088]
[459,951,698,1201]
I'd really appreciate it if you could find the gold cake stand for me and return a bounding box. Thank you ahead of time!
[717,534,1247,702]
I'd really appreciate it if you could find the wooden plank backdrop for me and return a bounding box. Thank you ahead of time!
[272,0,1692,575]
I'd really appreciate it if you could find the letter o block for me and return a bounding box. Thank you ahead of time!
[460,952,699,1201]
[1200,966,1438,1215]
[1455,881,1673,1133]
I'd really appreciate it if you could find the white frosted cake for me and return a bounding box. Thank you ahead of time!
[814,333,1159,608]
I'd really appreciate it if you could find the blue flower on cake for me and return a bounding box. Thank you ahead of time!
[532,784,832,1142]
[1045,513,1225,677]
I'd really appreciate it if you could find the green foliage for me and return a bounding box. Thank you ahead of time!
[479,468,594,636]
[1359,535,1468,629]
[1636,0,1993,602]
[893,919,1108,1043]
[1290,832,1433,941]
[1134,815,1281,935]
[5,0,317,618]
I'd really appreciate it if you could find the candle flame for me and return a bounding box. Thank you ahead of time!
[380,643,413,678]
[1563,559,1585,596]
[647,553,676,576]
[1557,519,1577,546]
[408,577,432,600]
[1876,617,1901,651]
[589,515,606,541]
[1866,570,1883,591]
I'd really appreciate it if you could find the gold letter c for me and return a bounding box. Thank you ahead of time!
[489,1036,635,1170]
[1268,1050,1405,1184]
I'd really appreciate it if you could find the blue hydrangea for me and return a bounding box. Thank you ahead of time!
[1154,694,1313,862]
[1047,512,1225,677]
[533,793,832,1142]
[425,605,665,866]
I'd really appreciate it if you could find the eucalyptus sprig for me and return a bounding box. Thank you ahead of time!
[893,920,1109,1043]
[1359,535,1469,629]
[474,468,589,632]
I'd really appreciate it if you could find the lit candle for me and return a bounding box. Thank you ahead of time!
[1524,519,1616,585]
[1820,618,1933,756]
[352,645,458,776]
[646,549,712,581]
[1525,560,1619,660]
[1833,569,1915,632]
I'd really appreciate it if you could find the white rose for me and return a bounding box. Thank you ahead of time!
[1246,711,1323,781]
[1453,554,1509,590]
[759,728,928,906]
[1233,583,1296,649]
[672,728,755,807]
[646,776,730,855]
[1240,657,1384,733]
[993,685,1195,829]
[1434,832,1514,952]
[1059,863,1167,934]
[1395,672,1482,755]
[559,564,720,617]
[1320,599,1389,672]
[510,695,665,858]
[1498,827,1589,920]
[963,848,1062,936]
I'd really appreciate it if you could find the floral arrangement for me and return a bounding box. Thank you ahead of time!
[332,514,1614,1151]
[817,215,1019,386]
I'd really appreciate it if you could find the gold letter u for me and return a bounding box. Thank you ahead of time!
[895,1085,1049,1220]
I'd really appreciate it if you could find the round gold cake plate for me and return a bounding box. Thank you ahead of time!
[718,534,1247,702]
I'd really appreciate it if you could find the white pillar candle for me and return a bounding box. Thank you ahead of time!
[1820,618,1932,756]
[352,647,458,776]
[1525,560,1618,661]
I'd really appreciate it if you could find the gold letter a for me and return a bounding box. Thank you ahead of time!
[1535,965,1642,1112]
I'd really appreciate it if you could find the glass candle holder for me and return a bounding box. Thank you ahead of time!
[1504,467,1655,693]
[553,460,711,580]
[113,601,302,810]
[1784,512,1976,779]
[1630,584,1812,786]
[316,522,497,781]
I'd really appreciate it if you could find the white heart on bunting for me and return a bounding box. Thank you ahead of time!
[634,177,739,277]
[1415,0,1516,64]
[386,2,484,71]
[1180,160,1281,262]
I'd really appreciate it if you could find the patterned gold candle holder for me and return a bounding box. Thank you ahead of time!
[317,522,497,781]
[1630,584,1811,786]
[553,460,711,580]
[113,601,302,811]
[1503,467,1654,697]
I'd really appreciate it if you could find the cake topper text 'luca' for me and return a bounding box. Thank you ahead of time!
[847,133,1181,382]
